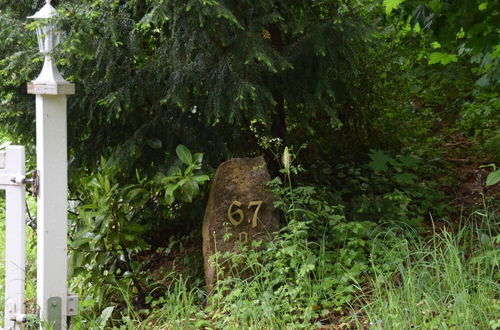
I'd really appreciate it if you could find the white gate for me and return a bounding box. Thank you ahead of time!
[0,146,26,330]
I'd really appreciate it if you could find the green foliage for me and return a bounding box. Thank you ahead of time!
[384,0,406,15]
[68,145,209,309]
[487,170,500,186]
[71,273,205,329]
[0,0,379,173]
[337,150,446,228]
[98,306,114,329]
[357,205,499,329]
[484,164,500,186]
[458,94,500,144]
[0,0,498,328]
[396,0,500,87]
[428,52,458,65]
[162,145,209,204]
[204,164,380,327]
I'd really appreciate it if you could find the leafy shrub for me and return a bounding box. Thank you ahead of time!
[206,163,381,327]
[69,145,209,312]
[338,150,446,228]
[459,94,500,141]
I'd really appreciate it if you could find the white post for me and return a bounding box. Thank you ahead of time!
[28,58,74,330]
[26,2,75,328]
[1,146,26,330]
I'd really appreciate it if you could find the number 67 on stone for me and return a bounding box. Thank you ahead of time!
[227,200,263,228]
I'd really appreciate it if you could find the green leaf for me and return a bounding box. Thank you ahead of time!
[162,174,182,184]
[486,170,500,186]
[176,144,193,165]
[147,139,162,149]
[166,183,180,197]
[124,223,145,233]
[123,234,136,242]
[126,188,145,201]
[368,150,393,173]
[193,152,204,164]
[214,5,243,29]
[384,0,405,15]
[176,188,193,203]
[398,155,421,169]
[394,173,418,185]
[475,74,490,87]
[183,179,199,197]
[166,165,182,177]
[428,52,458,65]
[99,306,114,329]
[164,193,175,205]
[184,164,196,176]
[193,175,210,183]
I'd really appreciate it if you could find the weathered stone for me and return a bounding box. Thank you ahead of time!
[202,156,280,290]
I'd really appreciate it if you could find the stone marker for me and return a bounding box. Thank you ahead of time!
[202,156,280,290]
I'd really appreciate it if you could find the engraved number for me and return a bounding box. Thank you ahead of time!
[227,200,263,228]
[248,201,263,228]
[227,201,244,226]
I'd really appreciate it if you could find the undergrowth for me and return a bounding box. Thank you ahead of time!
[0,150,497,329]
[356,201,499,329]
[70,153,499,329]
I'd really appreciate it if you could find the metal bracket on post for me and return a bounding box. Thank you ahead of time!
[46,294,79,329]
[67,293,78,317]
[25,170,40,197]
[47,297,62,330]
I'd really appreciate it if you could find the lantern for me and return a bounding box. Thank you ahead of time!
[27,0,71,87]
[28,0,60,54]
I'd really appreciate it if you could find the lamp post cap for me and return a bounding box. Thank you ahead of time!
[27,2,57,19]
[27,81,75,95]
[27,57,75,95]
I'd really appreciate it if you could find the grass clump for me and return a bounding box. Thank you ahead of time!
[357,206,499,329]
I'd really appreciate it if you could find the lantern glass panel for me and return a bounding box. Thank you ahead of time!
[35,22,60,54]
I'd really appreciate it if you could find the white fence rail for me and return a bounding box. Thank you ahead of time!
[0,146,26,330]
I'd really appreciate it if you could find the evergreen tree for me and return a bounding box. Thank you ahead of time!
[0,0,375,173]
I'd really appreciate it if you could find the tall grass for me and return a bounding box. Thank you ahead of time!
[70,275,204,330]
[2,199,498,329]
[73,183,499,329]
[356,204,499,329]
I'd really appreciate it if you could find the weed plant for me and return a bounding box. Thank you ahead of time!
[71,275,204,329]
[356,201,499,329]
[203,159,381,328]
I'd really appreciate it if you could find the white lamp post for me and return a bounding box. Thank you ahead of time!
[27,1,74,329]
